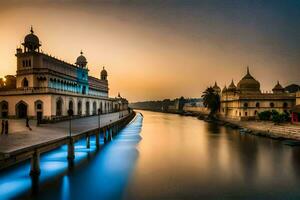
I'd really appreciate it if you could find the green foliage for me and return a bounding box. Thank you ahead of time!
[258,110,290,123]
[258,110,272,121]
[201,87,220,116]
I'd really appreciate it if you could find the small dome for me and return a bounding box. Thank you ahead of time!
[212,81,221,93]
[227,79,237,92]
[237,67,261,93]
[101,67,108,76]
[222,85,227,93]
[101,66,108,80]
[76,51,87,67]
[23,26,40,51]
[272,81,285,93]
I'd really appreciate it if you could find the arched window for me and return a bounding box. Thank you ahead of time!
[37,103,42,110]
[254,110,258,115]
[22,78,29,88]
[56,98,63,116]
[270,102,274,108]
[16,101,28,118]
[256,102,260,108]
[0,101,8,118]
[28,60,31,67]
[283,102,288,108]
[243,102,248,108]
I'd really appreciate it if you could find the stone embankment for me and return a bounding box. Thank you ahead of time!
[214,118,300,143]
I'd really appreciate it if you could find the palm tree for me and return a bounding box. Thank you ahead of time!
[201,87,220,118]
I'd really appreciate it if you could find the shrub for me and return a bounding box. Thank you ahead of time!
[258,111,272,121]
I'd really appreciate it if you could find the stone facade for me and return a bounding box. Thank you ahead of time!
[0,27,128,121]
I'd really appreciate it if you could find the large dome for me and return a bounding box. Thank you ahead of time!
[76,51,87,67]
[237,67,261,93]
[23,27,40,51]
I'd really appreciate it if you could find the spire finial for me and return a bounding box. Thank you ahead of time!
[30,25,34,34]
[103,66,105,70]
[247,66,250,74]
[214,81,217,86]
[80,50,83,55]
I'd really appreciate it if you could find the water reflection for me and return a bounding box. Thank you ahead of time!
[2,111,300,199]
[0,114,143,200]
[124,111,300,200]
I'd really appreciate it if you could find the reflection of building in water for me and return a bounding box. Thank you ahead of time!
[219,67,297,121]
[0,27,128,121]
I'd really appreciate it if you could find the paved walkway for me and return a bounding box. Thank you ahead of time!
[0,111,128,154]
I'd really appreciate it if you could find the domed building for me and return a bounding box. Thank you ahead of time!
[237,67,261,94]
[0,27,128,121]
[220,67,296,121]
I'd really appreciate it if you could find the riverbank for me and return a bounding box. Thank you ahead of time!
[134,108,300,142]
[218,118,300,142]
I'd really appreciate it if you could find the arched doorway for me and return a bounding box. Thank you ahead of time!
[0,101,8,118]
[16,101,28,118]
[78,100,82,116]
[35,100,43,123]
[93,101,97,115]
[56,98,63,116]
[69,100,74,111]
[86,101,90,116]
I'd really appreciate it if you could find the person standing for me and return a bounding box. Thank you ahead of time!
[5,120,8,135]
[1,120,4,135]
[26,117,29,128]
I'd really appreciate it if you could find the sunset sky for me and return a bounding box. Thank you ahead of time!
[0,0,299,101]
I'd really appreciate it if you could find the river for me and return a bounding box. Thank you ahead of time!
[1,110,300,199]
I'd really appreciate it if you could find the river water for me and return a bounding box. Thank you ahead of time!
[1,110,300,199]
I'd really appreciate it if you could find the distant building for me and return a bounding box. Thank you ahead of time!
[220,67,296,121]
[0,27,128,121]
[292,92,300,123]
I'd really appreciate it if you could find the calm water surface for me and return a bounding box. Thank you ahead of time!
[1,110,300,200]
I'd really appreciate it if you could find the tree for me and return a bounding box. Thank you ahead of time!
[0,78,4,88]
[201,87,220,117]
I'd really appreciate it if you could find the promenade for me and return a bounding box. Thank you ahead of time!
[0,111,128,154]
